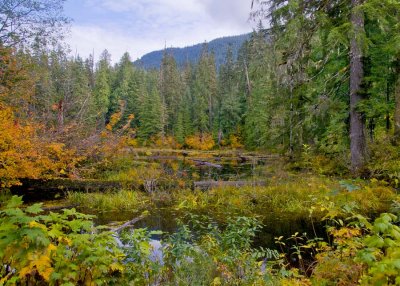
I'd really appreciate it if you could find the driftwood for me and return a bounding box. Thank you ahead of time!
[191,159,223,168]
[194,180,267,190]
[112,214,147,233]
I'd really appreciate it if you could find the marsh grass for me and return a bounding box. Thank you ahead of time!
[171,175,398,223]
[67,190,152,213]
[67,175,398,224]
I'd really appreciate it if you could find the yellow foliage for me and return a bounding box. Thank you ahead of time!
[150,135,182,149]
[126,138,138,147]
[18,244,56,282]
[58,236,72,246]
[185,133,215,150]
[281,278,312,286]
[0,47,84,187]
[29,221,47,231]
[105,101,135,134]
[106,110,122,131]
[228,134,244,149]
[0,105,49,187]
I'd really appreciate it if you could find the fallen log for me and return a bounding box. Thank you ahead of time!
[10,179,124,202]
[191,159,223,168]
[194,180,267,190]
[112,213,147,233]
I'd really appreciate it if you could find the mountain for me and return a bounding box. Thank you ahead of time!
[134,33,251,70]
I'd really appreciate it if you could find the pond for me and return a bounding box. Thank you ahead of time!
[12,153,276,200]
[15,152,326,252]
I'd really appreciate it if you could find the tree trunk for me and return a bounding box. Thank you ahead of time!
[349,0,367,173]
[244,59,252,95]
[386,79,391,132]
[394,59,400,141]
[57,99,64,133]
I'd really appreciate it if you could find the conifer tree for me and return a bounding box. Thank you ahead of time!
[65,56,94,133]
[251,0,400,171]
[159,52,183,136]
[180,63,195,140]
[93,50,112,129]
[137,71,163,140]
[192,44,217,135]
[108,52,135,126]
[216,46,242,142]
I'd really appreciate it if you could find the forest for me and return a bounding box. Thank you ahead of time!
[1,0,400,285]
[134,33,250,70]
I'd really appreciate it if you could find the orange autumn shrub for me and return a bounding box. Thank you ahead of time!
[0,105,43,187]
[150,135,182,149]
[185,133,215,150]
[0,103,84,187]
[228,134,244,149]
[0,46,82,187]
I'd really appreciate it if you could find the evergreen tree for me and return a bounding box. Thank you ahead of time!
[243,29,280,150]
[108,52,136,127]
[192,43,217,134]
[159,52,183,136]
[66,56,94,133]
[251,0,400,170]
[180,63,195,140]
[216,46,242,143]
[93,50,112,129]
[137,71,163,140]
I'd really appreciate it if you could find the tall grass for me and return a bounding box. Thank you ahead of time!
[67,190,152,213]
[171,176,398,221]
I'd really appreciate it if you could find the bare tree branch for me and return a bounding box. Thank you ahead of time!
[0,0,70,48]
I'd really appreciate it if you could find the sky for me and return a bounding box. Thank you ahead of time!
[64,0,254,63]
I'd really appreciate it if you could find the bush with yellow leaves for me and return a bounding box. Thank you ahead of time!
[185,133,215,150]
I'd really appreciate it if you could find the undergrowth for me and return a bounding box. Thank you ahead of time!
[2,194,400,285]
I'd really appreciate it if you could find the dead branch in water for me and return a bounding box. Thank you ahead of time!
[112,213,147,233]
[191,159,223,168]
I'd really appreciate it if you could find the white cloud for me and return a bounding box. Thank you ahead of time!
[67,25,163,62]
[202,0,254,28]
[65,0,254,62]
[91,0,203,14]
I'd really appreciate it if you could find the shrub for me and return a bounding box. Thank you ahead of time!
[0,196,124,285]
[185,133,215,150]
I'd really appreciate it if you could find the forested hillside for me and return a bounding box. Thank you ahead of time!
[134,33,250,70]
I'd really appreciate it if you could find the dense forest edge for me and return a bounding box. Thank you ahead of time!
[1,0,400,285]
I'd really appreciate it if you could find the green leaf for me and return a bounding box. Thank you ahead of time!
[48,226,63,239]
[339,181,360,192]
[357,250,376,264]
[365,235,385,248]
[392,259,400,269]
[6,196,23,209]
[373,222,389,233]
[383,238,396,247]
[51,272,63,280]
[61,283,75,286]
[25,203,43,214]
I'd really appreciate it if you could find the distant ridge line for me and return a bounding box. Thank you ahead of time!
[134,33,252,70]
